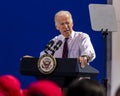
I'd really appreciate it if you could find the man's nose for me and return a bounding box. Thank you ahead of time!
[64,24,68,28]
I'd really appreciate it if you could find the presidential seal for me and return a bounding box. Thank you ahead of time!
[37,54,57,74]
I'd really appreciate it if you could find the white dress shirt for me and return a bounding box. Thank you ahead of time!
[40,30,96,62]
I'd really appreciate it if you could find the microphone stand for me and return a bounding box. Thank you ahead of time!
[101,28,109,96]
[50,47,59,56]
[50,49,55,56]
[51,40,62,56]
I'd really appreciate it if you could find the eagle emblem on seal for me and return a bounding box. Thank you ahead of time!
[37,54,57,74]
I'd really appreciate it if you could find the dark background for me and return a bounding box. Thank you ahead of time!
[0,0,106,88]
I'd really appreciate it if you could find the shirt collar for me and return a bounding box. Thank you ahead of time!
[70,30,75,39]
[61,30,75,39]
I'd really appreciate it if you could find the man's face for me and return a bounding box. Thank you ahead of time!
[55,14,73,38]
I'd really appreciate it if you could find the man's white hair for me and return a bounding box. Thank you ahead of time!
[54,10,73,25]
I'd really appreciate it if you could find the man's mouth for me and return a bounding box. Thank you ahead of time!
[64,30,70,32]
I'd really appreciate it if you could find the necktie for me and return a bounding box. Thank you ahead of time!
[62,38,68,58]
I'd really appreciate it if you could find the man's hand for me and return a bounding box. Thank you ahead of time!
[22,55,33,58]
[20,55,33,61]
[79,56,88,68]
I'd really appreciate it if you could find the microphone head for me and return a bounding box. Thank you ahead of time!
[54,40,62,50]
[47,40,54,48]
[44,40,54,53]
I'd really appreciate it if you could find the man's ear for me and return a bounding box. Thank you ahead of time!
[55,25,59,30]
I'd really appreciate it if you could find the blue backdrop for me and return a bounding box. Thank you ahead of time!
[0,0,107,88]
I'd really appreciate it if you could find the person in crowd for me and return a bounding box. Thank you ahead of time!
[26,79,63,96]
[115,86,120,96]
[40,10,96,68]
[0,74,22,96]
[66,78,105,96]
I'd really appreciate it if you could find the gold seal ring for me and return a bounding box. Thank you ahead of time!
[37,54,57,74]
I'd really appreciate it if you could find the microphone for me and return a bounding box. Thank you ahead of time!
[51,40,62,55]
[44,40,54,54]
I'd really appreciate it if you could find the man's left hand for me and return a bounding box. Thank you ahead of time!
[79,56,88,68]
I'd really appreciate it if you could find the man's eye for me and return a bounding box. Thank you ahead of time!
[66,22,69,24]
[60,23,64,25]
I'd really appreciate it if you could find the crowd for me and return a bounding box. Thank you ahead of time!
[0,74,107,96]
[0,74,63,96]
[1,74,120,96]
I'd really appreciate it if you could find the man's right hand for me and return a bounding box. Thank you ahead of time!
[20,55,33,61]
[22,55,33,58]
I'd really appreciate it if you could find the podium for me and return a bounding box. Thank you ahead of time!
[20,58,99,87]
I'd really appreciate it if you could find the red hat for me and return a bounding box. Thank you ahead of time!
[0,89,8,96]
[0,75,21,96]
[21,89,28,96]
[27,80,63,96]
[0,92,5,96]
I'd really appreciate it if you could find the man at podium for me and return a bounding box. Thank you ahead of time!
[40,10,96,68]
[21,10,97,89]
